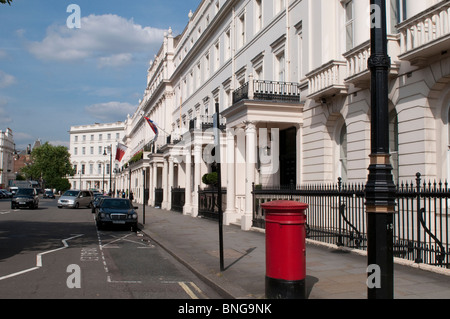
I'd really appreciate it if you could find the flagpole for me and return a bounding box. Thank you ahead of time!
[142,115,170,136]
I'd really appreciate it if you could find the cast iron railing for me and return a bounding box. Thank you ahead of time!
[252,174,450,268]
[233,80,301,104]
[171,187,185,213]
[198,186,227,220]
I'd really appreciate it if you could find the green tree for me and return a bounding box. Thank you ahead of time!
[0,0,13,5]
[21,142,75,191]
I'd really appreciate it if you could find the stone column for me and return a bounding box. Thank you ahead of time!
[162,157,169,209]
[183,151,192,215]
[168,156,174,210]
[223,128,236,225]
[192,143,202,217]
[243,121,256,230]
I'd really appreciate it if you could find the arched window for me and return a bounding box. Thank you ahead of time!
[339,124,348,182]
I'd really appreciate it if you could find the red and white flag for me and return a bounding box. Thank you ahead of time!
[115,143,128,162]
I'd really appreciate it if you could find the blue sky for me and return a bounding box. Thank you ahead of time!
[0,0,200,150]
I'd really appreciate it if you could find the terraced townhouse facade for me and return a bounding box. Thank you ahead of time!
[106,0,450,230]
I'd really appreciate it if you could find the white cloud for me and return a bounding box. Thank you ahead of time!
[28,14,165,67]
[98,53,133,68]
[0,70,17,88]
[85,101,136,122]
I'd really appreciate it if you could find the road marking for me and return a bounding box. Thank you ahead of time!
[107,276,142,284]
[177,281,207,299]
[0,234,84,281]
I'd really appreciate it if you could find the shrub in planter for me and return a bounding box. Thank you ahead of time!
[202,172,218,186]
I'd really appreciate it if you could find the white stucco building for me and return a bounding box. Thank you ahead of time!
[100,0,450,230]
[68,122,126,192]
[0,128,14,189]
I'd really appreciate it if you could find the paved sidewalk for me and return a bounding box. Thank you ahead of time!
[137,205,450,299]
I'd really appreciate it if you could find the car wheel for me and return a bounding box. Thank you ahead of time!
[75,202,79,209]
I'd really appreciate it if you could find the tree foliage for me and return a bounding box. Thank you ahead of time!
[0,0,13,5]
[21,142,75,191]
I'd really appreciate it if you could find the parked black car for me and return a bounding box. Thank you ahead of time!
[11,188,39,209]
[91,195,110,213]
[43,190,55,199]
[95,198,138,231]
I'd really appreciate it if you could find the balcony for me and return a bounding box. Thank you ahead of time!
[344,35,400,88]
[188,115,226,131]
[306,60,347,101]
[232,78,301,105]
[397,1,450,66]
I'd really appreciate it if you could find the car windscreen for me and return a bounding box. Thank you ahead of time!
[16,189,34,196]
[101,199,131,209]
[63,190,80,197]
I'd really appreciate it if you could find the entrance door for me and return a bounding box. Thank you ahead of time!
[279,127,297,186]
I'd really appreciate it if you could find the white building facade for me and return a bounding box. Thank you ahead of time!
[69,122,126,193]
[111,0,450,230]
[0,128,14,189]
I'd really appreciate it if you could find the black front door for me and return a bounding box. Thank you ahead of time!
[279,127,297,186]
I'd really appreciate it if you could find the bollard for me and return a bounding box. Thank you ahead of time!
[262,200,308,299]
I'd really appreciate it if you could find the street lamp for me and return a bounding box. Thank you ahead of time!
[365,0,396,299]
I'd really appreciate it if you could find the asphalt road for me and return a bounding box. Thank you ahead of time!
[0,196,221,299]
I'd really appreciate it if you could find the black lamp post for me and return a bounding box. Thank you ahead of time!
[365,0,396,299]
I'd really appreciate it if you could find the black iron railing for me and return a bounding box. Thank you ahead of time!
[154,188,163,208]
[252,174,450,268]
[198,186,227,220]
[233,80,301,104]
[171,187,185,213]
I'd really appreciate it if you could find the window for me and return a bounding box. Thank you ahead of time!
[345,0,354,51]
[255,0,263,33]
[276,51,285,82]
[225,29,231,61]
[98,146,102,155]
[389,110,399,184]
[276,0,285,14]
[90,147,94,155]
[238,13,246,48]
[389,0,407,33]
[339,124,348,182]
[204,53,210,80]
[214,42,220,71]
[74,147,78,156]
[89,164,93,175]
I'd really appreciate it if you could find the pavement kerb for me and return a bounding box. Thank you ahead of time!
[138,221,243,299]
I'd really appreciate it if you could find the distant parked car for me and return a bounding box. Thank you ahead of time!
[58,190,93,209]
[91,195,110,213]
[0,189,13,198]
[43,190,55,199]
[11,188,39,209]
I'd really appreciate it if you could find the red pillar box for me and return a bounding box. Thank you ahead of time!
[262,200,308,299]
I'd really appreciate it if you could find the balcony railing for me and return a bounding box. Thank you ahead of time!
[397,1,450,63]
[343,35,400,88]
[306,60,347,100]
[232,79,301,104]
